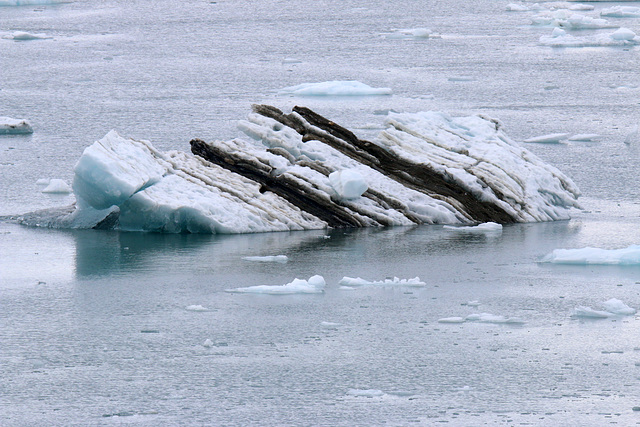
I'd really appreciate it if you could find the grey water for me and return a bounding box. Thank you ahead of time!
[2,0,640,425]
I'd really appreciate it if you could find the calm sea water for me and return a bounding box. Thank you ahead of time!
[2,0,640,425]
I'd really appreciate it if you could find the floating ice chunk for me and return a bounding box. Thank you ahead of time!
[524,133,570,143]
[0,116,33,135]
[532,12,616,30]
[385,28,440,40]
[568,134,600,142]
[611,27,637,41]
[347,389,385,397]
[3,31,52,40]
[443,222,502,233]
[328,169,368,200]
[320,321,342,327]
[203,339,213,348]
[571,306,612,318]
[226,275,325,294]
[242,255,288,263]
[624,126,638,145]
[540,27,640,47]
[506,3,530,12]
[465,313,525,324]
[36,178,50,186]
[467,300,481,307]
[185,305,208,312]
[278,81,392,96]
[438,317,466,323]
[601,6,640,19]
[42,179,71,194]
[542,245,640,265]
[602,299,637,316]
[338,276,426,287]
[282,58,302,64]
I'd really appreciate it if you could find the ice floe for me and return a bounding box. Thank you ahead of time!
[601,6,640,19]
[540,27,640,47]
[241,255,288,263]
[438,313,525,324]
[443,222,502,233]
[347,389,385,397]
[41,179,71,194]
[385,28,440,40]
[2,31,52,40]
[524,133,570,143]
[571,299,637,318]
[542,245,640,265]
[185,305,208,312]
[225,275,325,294]
[278,81,392,96]
[0,116,33,135]
[339,276,426,287]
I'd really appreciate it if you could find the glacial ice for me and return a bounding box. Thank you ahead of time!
[41,179,71,194]
[338,276,426,287]
[278,81,393,96]
[540,27,640,47]
[18,106,581,233]
[601,6,640,18]
[542,245,640,265]
[571,299,636,318]
[443,222,502,233]
[242,255,288,263]
[0,116,33,135]
[225,275,326,294]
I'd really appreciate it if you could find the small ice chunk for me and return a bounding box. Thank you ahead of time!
[602,299,637,316]
[0,116,33,135]
[438,317,466,323]
[338,276,426,287]
[571,306,611,318]
[242,255,288,263]
[506,3,529,12]
[568,134,600,142]
[4,31,51,40]
[36,178,50,186]
[282,58,302,64]
[279,81,392,96]
[465,313,525,324]
[542,245,640,265]
[601,6,640,19]
[42,179,72,194]
[443,222,502,233]
[328,169,368,200]
[611,28,636,41]
[386,28,439,40]
[320,321,342,327]
[185,305,208,312]
[226,275,325,294]
[347,389,385,397]
[203,339,213,347]
[524,133,570,143]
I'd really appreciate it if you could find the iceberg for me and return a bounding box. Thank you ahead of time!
[17,105,581,233]
[338,276,426,287]
[225,275,325,294]
[0,116,33,135]
[542,245,640,265]
[278,81,392,96]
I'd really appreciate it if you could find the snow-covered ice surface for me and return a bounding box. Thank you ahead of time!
[3,0,640,425]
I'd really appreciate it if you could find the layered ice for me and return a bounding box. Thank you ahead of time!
[540,27,640,47]
[339,276,426,287]
[18,106,581,233]
[278,81,392,96]
[0,117,33,135]
[225,275,326,294]
[542,244,640,265]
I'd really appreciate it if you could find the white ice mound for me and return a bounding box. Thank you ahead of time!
[0,116,33,134]
[542,245,640,265]
[226,275,325,294]
[339,276,426,287]
[42,178,71,194]
[571,299,636,318]
[540,27,640,47]
[329,169,368,200]
[242,255,288,263]
[2,31,52,40]
[278,81,392,96]
[601,6,640,19]
[443,222,502,233]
